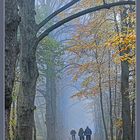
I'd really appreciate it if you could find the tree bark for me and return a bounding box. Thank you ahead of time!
[98,70,108,140]
[114,64,118,140]
[16,49,38,140]
[5,0,20,139]
[120,6,132,140]
[16,0,39,139]
[121,60,131,140]
[108,50,113,140]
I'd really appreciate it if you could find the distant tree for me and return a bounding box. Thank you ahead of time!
[36,36,64,140]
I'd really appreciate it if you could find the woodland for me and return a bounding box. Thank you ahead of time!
[5,0,136,140]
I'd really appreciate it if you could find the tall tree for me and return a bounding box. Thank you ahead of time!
[36,37,63,140]
[108,50,113,140]
[120,6,135,140]
[16,0,39,139]
[109,6,136,140]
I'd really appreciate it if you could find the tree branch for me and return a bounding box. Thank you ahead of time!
[37,1,135,43]
[37,0,80,31]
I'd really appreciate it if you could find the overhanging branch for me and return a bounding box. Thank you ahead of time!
[37,1,135,43]
[37,0,80,31]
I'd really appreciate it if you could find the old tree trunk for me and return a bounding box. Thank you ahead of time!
[5,0,20,139]
[120,6,134,140]
[16,0,39,139]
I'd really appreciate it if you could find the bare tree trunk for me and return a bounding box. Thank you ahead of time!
[16,51,38,140]
[98,69,109,140]
[108,50,113,140]
[114,64,118,140]
[5,0,20,139]
[121,61,131,140]
[16,0,39,139]
[120,7,132,140]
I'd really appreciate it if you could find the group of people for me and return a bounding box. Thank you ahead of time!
[70,126,92,140]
